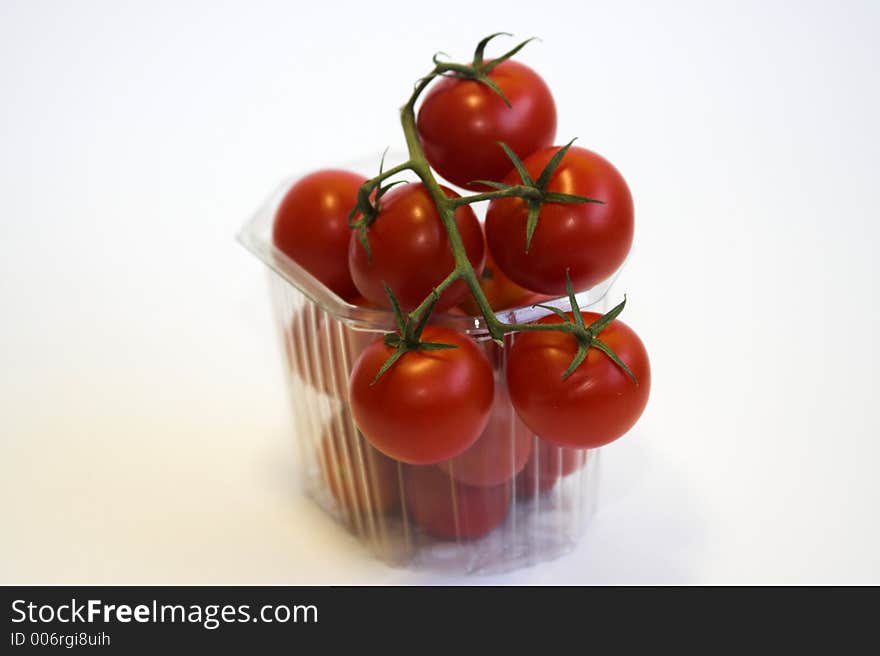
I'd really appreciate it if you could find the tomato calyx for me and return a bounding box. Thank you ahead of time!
[478,139,606,253]
[429,33,537,108]
[348,152,412,262]
[533,271,638,382]
[454,141,605,244]
[370,283,458,384]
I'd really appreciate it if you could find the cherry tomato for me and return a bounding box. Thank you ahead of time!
[319,422,401,516]
[272,169,366,299]
[507,311,650,448]
[458,248,553,315]
[485,146,633,295]
[348,183,485,311]
[349,326,494,465]
[417,60,556,191]
[437,386,532,487]
[404,465,511,540]
[515,438,588,497]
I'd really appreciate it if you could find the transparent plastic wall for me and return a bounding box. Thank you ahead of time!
[240,174,616,574]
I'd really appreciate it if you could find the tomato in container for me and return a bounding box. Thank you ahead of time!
[404,465,511,540]
[319,424,401,516]
[437,386,532,487]
[515,439,588,497]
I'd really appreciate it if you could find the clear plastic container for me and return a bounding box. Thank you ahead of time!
[238,162,618,574]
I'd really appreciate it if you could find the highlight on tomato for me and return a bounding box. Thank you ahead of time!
[272,169,366,300]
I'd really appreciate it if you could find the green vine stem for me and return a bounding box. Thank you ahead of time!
[350,35,634,382]
[397,60,574,344]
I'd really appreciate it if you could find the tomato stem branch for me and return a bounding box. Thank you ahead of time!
[354,38,608,348]
[344,35,639,385]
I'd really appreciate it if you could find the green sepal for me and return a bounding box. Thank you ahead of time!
[482,37,539,73]
[370,347,405,385]
[347,202,360,230]
[432,34,538,107]
[542,191,604,205]
[524,202,541,252]
[496,142,534,186]
[476,75,511,107]
[410,289,441,340]
[378,147,389,176]
[591,338,638,384]
[585,295,627,338]
[356,227,372,262]
[374,150,407,203]
[415,341,459,351]
[535,138,577,190]
[561,341,589,380]
[532,303,570,323]
[564,269,584,327]
[375,179,407,201]
[473,32,513,67]
[432,51,452,65]
[383,283,407,334]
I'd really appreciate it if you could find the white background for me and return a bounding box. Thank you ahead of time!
[2,0,878,584]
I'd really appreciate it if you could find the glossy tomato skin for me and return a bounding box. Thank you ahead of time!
[515,438,588,497]
[507,311,650,449]
[436,384,532,487]
[485,146,633,295]
[417,60,557,191]
[404,465,511,540]
[272,170,366,299]
[349,326,494,465]
[348,183,485,311]
[458,248,553,315]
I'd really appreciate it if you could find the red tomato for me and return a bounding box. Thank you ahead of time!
[437,386,532,487]
[348,183,485,311]
[515,438,588,497]
[349,326,494,465]
[404,465,511,540]
[319,423,401,516]
[458,248,553,315]
[272,170,366,299]
[417,60,556,191]
[507,311,650,448]
[485,146,633,295]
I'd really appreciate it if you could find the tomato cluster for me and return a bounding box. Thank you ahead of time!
[271,36,651,542]
[317,405,590,540]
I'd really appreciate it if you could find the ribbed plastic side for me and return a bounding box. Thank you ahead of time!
[268,270,603,574]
